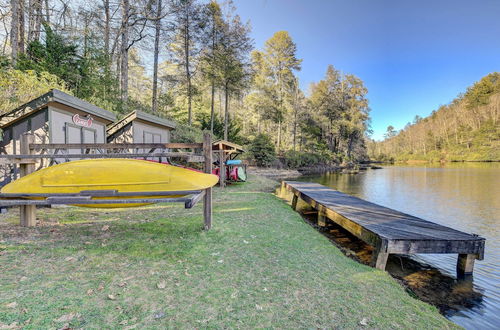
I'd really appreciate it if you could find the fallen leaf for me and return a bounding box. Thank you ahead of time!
[153,311,165,319]
[97,283,105,291]
[84,241,92,245]
[359,318,369,326]
[102,225,110,231]
[118,282,127,287]
[255,304,263,310]
[86,289,94,296]
[107,294,116,300]
[5,302,17,308]
[19,276,28,282]
[123,276,135,281]
[64,257,76,262]
[217,260,224,263]
[119,320,128,325]
[157,281,166,289]
[54,313,77,323]
[243,240,249,244]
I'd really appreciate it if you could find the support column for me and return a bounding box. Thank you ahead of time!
[203,132,213,230]
[20,133,36,227]
[317,210,327,227]
[219,150,225,188]
[291,194,298,211]
[371,239,389,270]
[457,254,476,277]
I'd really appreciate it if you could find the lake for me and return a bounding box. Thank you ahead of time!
[298,163,499,329]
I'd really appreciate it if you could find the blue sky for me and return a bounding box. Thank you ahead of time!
[232,0,500,140]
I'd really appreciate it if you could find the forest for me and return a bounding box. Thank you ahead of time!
[0,0,371,168]
[369,73,500,162]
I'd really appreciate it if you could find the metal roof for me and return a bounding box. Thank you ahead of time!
[0,89,116,128]
[107,110,176,137]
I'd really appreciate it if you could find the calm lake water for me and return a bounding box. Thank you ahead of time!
[298,163,499,329]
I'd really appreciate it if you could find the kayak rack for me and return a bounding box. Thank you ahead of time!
[0,190,205,208]
[0,132,214,230]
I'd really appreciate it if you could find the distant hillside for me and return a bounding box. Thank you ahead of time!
[369,73,500,162]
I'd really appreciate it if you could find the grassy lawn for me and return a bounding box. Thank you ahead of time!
[0,174,458,329]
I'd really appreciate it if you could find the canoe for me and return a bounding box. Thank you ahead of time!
[1,159,219,208]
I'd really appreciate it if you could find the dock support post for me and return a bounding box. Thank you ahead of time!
[20,133,36,227]
[317,210,327,227]
[371,239,389,271]
[219,150,225,188]
[457,254,476,277]
[291,194,298,211]
[203,132,213,230]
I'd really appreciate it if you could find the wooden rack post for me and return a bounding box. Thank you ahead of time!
[219,150,226,188]
[203,132,213,230]
[20,133,36,227]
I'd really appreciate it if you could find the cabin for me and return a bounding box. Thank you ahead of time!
[106,110,176,144]
[0,89,116,185]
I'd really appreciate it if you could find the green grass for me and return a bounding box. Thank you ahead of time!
[0,175,458,329]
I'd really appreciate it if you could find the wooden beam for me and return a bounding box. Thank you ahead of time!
[203,132,213,230]
[19,133,36,227]
[219,150,226,188]
[0,152,204,160]
[29,143,203,150]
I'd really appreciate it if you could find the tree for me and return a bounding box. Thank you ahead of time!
[199,0,225,132]
[170,0,203,125]
[258,31,301,152]
[151,0,163,113]
[213,9,252,140]
[249,133,276,167]
[385,125,397,139]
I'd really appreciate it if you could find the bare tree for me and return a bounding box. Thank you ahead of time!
[10,0,18,64]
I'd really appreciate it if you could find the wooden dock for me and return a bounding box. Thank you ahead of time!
[283,181,485,276]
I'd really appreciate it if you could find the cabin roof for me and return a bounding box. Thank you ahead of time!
[0,89,116,128]
[107,110,176,137]
[212,140,245,153]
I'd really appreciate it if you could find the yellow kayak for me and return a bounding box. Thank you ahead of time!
[1,159,218,208]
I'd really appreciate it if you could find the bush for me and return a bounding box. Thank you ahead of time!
[283,150,331,169]
[170,123,204,143]
[249,134,276,167]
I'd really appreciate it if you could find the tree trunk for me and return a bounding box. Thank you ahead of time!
[44,0,49,23]
[277,120,281,153]
[151,0,162,113]
[10,0,19,65]
[120,0,129,109]
[18,0,25,54]
[210,81,215,132]
[184,7,192,125]
[103,0,110,58]
[224,84,229,141]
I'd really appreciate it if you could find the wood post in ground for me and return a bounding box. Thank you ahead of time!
[291,194,298,211]
[371,239,389,270]
[317,211,327,227]
[457,253,476,277]
[219,150,225,188]
[203,131,213,230]
[20,133,36,227]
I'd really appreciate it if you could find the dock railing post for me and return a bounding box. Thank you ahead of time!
[20,133,36,227]
[203,131,213,230]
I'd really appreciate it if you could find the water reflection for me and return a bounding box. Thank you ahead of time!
[297,163,500,329]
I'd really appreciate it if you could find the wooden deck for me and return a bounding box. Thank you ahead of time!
[283,181,485,276]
